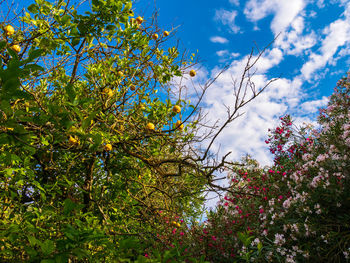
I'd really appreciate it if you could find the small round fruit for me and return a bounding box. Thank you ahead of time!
[103,88,114,97]
[11,44,21,53]
[4,25,14,36]
[104,143,112,151]
[163,31,169,37]
[189,70,196,77]
[146,122,155,131]
[175,120,184,130]
[68,136,79,146]
[108,90,114,97]
[172,105,181,114]
[130,84,136,91]
[117,71,124,77]
[152,33,158,40]
[136,16,143,24]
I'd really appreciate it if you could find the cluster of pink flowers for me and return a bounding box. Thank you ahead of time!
[152,74,350,262]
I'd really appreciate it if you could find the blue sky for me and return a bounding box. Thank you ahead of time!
[135,0,350,165]
[3,0,349,165]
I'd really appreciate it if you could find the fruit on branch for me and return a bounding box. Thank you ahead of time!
[4,25,15,36]
[175,120,184,130]
[152,33,158,40]
[117,71,124,78]
[104,143,113,151]
[163,31,169,37]
[172,105,181,114]
[11,44,21,53]
[189,69,196,77]
[146,122,155,131]
[103,88,114,97]
[136,16,143,25]
[68,135,80,146]
[130,84,136,91]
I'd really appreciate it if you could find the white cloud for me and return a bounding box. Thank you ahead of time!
[216,50,229,57]
[216,50,240,61]
[317,0,325,8]
[301,6,350,80]
[275,16,317,56]
[244,0,305,35]
[243,0,315,56]
[300,96,329,113]
[229,0,240,6]
[210,36,229,44]
[214,9,240,33]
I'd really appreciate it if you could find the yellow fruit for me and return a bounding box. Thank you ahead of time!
[172,105,181,114]
[68,136,79,146]
[103,88,114,97]
[136,16,143,24]
[130,84,136,91]
[146,122,155,131]
[152,33,158,40]
[4,25,14,36]
[104,143,112,151]
[11,45,21,53]
[189,69,196,77]
[140,105,146,110]
[175,120,184,130]
[117,71,124,77]
[108,90,114,97]
[163,31,169,37]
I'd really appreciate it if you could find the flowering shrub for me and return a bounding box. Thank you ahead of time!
[155,73,350,262]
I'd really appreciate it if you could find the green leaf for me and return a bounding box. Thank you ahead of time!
[71,37,80,47]
[40,239,55,255]
[119,238,139,249]
[27,235,39,246]
[22,64,44,74]
[0,41,6,51]
[27,4,39,13]
[63,198,76,215]
[124,2,132,11]
[61,14,71,24]
[257,242,263,252]
[28,49,45,61]
[65,83,76,102]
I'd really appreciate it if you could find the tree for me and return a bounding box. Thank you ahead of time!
[0,0,273,261]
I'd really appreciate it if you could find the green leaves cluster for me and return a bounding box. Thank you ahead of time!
[0,0,204,261]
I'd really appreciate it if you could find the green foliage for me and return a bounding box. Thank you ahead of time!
[0,0,205,261]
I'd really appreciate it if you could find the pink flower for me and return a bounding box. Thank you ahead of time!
[180,232,184,236]
[172,228,177,234]
[259,208,264,214]
[144,253,149,258]
[211,236,217,241]
[224,202,229,206]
